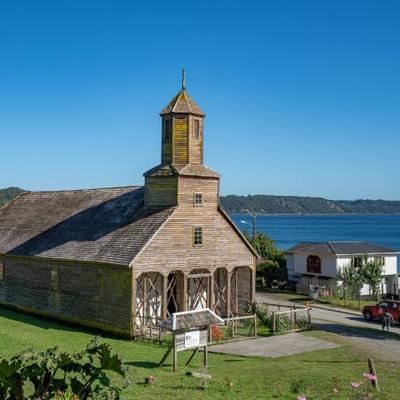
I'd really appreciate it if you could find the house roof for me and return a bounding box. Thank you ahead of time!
[0,187,176,266]
[285,241,399,256]
[144,163,220,179]
[160,89,205,116]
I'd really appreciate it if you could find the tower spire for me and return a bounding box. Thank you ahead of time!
[181,68,186,91]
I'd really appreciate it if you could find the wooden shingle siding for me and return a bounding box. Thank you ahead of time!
[0,256,132,334]
[172,115,189,165]
[188,116,203,164]
[178,177,219,208]
[145,176,178,206]
[132,207,255,276]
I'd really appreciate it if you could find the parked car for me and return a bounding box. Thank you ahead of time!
[363,300,400,323]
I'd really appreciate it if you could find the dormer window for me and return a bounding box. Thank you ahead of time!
[193,119,200,140]
[164,119,171,142]
[194,193,203,206]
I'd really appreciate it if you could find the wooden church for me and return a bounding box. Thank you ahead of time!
[0,74,257,337]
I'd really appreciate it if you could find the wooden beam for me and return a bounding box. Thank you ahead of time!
[226,270,231,317]
[183,274,188,311]
[161,274,168,320]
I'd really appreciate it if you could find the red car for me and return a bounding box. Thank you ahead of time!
[363,300,400,323]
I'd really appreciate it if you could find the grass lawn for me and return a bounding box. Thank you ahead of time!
[0,307,399,400]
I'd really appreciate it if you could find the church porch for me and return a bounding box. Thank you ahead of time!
[132,266,254,339]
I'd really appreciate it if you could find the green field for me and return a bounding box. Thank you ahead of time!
[0,307,398,400]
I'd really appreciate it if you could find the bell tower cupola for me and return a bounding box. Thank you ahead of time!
[144,71,219,208]
[159,70,205,165]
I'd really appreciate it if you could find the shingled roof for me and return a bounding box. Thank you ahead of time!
[144,163,220,179]
[286,241,399,255]
[160,89,205,116]
[0,187,176,265]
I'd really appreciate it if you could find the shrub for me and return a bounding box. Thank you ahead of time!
[0,337,128,400]
[210,325,224,342]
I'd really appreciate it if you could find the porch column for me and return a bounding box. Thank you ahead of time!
[226,269,232,317]
[251,262,256,301]
[182,273,188,311]
[131,272,137,338]
[161,274,168,320]
[209,272,215,310]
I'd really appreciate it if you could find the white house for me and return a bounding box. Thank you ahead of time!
[285,241,399,297]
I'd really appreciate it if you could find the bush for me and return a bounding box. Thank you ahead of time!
[0,337,128,400]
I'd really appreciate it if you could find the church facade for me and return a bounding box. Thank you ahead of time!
[0,78,257,337]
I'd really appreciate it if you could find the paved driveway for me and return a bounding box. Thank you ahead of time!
[255,291,400,335]
[209,332,339,358]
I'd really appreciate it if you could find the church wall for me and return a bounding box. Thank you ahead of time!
[172,115,189,165]
[132,204,255,276]
[144,175,178,206]
[188,115,203,164]
[0,255,132,335]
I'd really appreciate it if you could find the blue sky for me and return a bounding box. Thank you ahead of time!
[1,1,399,200]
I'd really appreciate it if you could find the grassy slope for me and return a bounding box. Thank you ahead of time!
[0,307,399,399]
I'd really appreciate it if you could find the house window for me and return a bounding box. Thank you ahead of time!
[375,256,385,266]
[307,255,321,274]
[164,119,171,142]
[193,119,200,140]
[194,193,203,206]
[352,257,363,268]
[0,263,3,280]
[193,226,203,246]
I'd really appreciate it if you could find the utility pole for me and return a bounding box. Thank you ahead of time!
[247,210,257,246]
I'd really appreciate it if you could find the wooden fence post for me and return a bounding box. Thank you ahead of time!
[368,358,380,391]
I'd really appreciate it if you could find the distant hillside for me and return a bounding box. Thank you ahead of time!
[220,195,400,215]
[1,188,400,215]
[0,187,25,208]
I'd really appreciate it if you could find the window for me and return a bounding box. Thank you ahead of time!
[0,263,3,280]
[390,302,399,309]
[352,257,363,268]
[193,119,200,140]
[307,255,321,274]
[375,257,385,266]
[164,119,171,142]
[194,193,203,206]
[378,302,388,309]
[193,226,203,246]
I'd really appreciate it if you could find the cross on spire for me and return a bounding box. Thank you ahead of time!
[181,69,186,91]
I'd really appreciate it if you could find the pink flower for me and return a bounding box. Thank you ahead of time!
[363,373,377,382]
[351,381,360,389]
[297,396,306,400]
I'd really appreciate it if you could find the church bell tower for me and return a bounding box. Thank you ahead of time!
[159,70,205,165]
[144,71,220,208]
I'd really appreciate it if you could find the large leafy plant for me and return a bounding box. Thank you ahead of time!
[0,337,128,400]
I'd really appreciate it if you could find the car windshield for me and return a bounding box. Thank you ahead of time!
[378,302,388,308]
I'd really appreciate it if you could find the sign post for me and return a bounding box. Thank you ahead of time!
[158,308,223,372]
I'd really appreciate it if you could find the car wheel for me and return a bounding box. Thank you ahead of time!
[364,311,372,321]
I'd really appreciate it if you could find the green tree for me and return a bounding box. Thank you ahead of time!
[337,261,363,306]
[362,256,384,301]
[244,231,287,287]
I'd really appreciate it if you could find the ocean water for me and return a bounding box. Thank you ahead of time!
[230,214,400,271]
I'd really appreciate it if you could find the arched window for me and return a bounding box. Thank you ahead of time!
[307,255,321,274]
